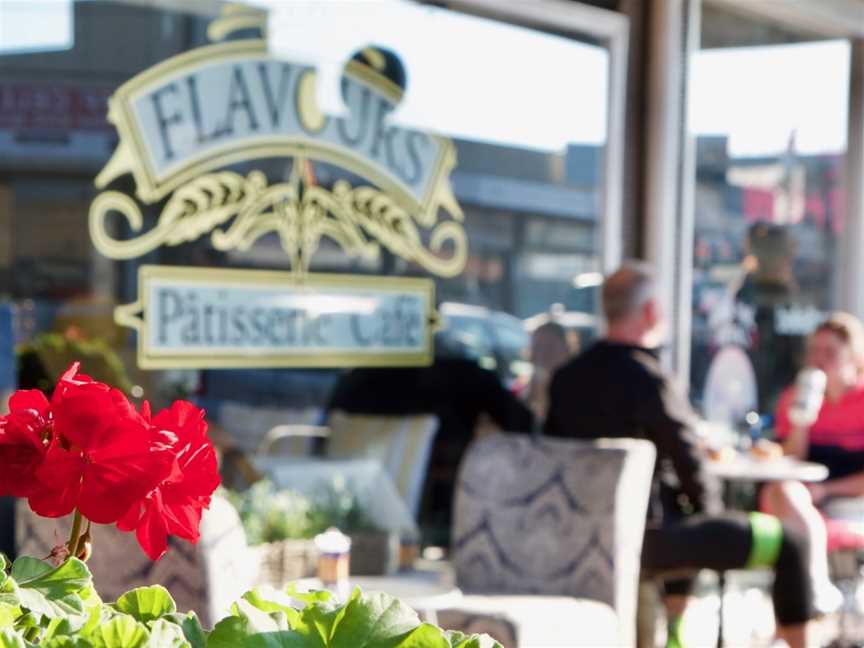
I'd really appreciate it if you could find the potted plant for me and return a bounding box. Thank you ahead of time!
[228,478,400,582]
[0,363,500,647]
[227,481,321,586]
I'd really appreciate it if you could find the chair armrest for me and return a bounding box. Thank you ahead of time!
[256,424,331,457]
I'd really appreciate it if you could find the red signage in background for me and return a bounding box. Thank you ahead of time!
[0,83,114,133]
[742,187,775,222]
[742,186,845,234]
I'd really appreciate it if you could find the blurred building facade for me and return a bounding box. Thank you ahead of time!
[0,0,863,431]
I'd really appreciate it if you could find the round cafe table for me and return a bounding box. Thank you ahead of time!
[704,452,828,647]
[705,453,829,483]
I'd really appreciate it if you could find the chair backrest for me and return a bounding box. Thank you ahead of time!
[326,411,439,520]
[451,434,655,648]
[15,494,255,628]
[218,401,323,455]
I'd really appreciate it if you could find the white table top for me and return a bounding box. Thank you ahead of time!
[706,454,829,483]
[292,562,462,612]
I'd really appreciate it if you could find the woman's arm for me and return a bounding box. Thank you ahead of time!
[811,471,864,503]
[781,423,810,460]
[776,388,812,459]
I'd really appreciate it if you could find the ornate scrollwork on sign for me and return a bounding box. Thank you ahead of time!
[90,163,467,277]
[89,13,468,278]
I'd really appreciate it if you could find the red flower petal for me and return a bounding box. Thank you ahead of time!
[0,400,49,493]
[116,400,219,558]
[134,491,170,561]
[162,496,204,542]
[53,392,117,450]
[140,401,151,422]
[0,441,44,497]
[30,446,85,518]
[117,501,143,533]
[58,362,81,383]
[79,443,173,524]
[9,390,50,418]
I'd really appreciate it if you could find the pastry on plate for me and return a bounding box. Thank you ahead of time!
[707,446,736,463]
[751,439,783,462]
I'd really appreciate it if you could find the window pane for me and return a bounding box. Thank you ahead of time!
[688,8,850,426]
[0,0,611,412]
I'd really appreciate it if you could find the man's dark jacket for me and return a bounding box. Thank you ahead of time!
[544,341,721,524]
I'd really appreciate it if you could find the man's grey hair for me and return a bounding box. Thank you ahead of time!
[602,261,657,323]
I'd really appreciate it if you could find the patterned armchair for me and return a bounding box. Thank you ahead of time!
[442,434,656,647]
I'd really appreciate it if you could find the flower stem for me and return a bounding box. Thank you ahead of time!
[67,509,83,559]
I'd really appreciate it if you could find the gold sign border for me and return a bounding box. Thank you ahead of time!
[99,38,457,219]
[116,265,437,370]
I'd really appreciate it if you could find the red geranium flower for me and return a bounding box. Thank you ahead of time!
[28,364,174,524]
[118,400,220,560]
[0,390,51,497]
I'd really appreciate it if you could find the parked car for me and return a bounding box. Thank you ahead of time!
[436,302,531,387]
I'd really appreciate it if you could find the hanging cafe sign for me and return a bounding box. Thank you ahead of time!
[88,7,466,368]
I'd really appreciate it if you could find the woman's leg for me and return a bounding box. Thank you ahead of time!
[771,522,815,648]
[761,481,840,613]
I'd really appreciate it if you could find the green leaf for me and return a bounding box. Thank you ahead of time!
[11,558,91,599]
[400,625,454,648]
[0,604,20,629]
[443,631,503,648]
[116,587,176,624]
[44,617,74,640]
[327,589,422,648]
[43,638,94,648]
[158,614,206,648]
[207,600,306,648]
[283,585,332,608]
[180,615,206,648]
[0,628,26,648]
[43,614,90,641]
[205,616,251,648]
[10,558,91,622]
[84,615,149,648]
[79,586,103,612]
[144,620,189,648]
[79,606,115,642]
[241,590,301,626]
[206,616,305,648]
[234,599,291,634]
[8,559,50,585]
[10,611,36,635]
[203,587,505,648]
[14,587,84,620]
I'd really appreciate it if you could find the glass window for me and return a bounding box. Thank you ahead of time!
[0,0,612,422]
[687,6,850,425]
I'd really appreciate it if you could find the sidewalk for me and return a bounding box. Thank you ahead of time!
[656,571,848,647]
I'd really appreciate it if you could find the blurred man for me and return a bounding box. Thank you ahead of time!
[327,349,533,545]
[523,316,576,420]
[545,262,816,648]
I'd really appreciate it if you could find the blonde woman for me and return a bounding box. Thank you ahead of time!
[761,312,864,613]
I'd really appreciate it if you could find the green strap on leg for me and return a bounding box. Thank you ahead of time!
[746,512,784,568]
[665,616,685,648]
